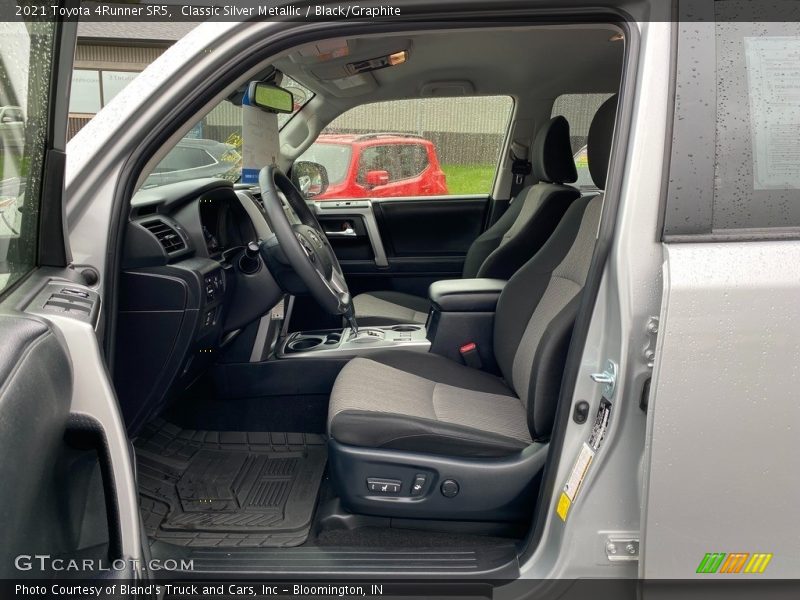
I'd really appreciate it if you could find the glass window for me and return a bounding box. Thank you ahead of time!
[155,147,216,172]
[300,96,513,199]
[69,69,102,113]
[355,143,429,183]
[297,143,351,184]
[0,19,57,294]
[101,71,139,105]
[712,20,800,230]
[551,93,614,190]
[141,76,312,190]
[665,14,800,237]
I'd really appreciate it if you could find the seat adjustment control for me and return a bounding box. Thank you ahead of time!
[410,474,427,496]
[367,478,401,495]
[441,479,459,498]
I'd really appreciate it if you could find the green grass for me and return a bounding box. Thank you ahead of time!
[441,164,497,195]
[0,151,26,179]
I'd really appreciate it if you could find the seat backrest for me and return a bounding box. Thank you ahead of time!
[461,116,581,280]
[493,94,618,441]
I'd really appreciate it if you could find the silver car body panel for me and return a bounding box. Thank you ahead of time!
[642,241,800,578]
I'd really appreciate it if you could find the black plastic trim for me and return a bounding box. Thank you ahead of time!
[329,439,547,522]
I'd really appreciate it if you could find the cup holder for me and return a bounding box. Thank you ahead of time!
[288,337,324,351]
[391,325,421,332]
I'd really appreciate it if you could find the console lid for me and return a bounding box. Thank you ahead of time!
[429,278,507,312]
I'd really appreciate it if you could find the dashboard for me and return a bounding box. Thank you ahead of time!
[117,178,283,433]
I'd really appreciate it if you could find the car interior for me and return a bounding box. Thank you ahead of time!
[113,25,624,576]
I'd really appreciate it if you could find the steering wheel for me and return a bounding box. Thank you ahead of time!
[258,165,354,319]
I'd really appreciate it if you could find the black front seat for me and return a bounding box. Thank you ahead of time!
[327,95,617,520]
[352,115,581,326]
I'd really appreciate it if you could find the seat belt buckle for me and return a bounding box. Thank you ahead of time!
[459,342,482,369]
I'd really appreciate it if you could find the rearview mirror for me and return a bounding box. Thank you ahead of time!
[247,82,294,114]
[292,161,329,198]
[366,170,390,187]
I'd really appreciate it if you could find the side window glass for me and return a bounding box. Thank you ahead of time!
[551,93,615,190]
[299,96,514,200]
[141,75,313,191]
[664,14,800,236]
[0,20,56,294]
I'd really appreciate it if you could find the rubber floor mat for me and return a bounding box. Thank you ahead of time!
[135,419,326,548]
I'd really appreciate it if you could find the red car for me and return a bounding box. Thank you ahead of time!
[298,133,448,199]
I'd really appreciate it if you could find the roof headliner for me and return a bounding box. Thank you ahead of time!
[273,25,624,104]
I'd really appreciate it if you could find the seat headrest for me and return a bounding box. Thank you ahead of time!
[587,94,618,190]
[531,116,577,185]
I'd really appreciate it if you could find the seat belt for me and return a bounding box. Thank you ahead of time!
[509,141,531,200]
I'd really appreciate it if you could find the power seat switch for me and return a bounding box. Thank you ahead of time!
[410,474,427,496]
[367,478,402,495]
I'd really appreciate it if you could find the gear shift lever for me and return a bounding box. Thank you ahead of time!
[344,303,359,337]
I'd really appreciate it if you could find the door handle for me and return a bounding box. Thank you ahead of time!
[324,226,357,238]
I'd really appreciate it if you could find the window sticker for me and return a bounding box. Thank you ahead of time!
[745,36,800,190]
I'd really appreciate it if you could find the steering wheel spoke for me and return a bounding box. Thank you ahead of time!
[258,166,352,316]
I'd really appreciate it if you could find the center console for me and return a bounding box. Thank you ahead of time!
[273,279,506,364]
[278,323,429,358]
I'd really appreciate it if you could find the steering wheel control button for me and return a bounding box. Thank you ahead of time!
[367,478,401,495]
[441,479,460,498]
[410,474,427,496]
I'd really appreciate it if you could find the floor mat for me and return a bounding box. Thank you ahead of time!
[134,419,327,548]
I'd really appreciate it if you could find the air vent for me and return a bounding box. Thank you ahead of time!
[142,219,186,253]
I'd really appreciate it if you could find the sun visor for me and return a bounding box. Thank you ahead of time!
[240,87,280,185]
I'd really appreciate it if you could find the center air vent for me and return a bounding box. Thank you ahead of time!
[142,219,186,253]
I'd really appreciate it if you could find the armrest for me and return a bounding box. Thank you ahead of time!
[429,278,507,312]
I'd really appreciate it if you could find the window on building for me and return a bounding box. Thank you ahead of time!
[69,68,141,116]
[101,71,140,104]
[551,93,615,190]
[299,96,514,199]
[69,69,102,113]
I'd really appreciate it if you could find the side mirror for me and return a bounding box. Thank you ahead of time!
[292,161,329,198]
[366,170,390,187]
[247,82,294,114]
[1,116,17,124]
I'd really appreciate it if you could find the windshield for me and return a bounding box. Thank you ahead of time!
[296,143,351,185]
[142,76,312,189]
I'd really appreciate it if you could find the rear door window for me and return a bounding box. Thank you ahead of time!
[551,93,615,190]
[664,14,800,237]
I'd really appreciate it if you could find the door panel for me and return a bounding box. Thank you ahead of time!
[0,311,114,577]
[318,196,489,300]
[374,197,487,257]
[0,5,140,581]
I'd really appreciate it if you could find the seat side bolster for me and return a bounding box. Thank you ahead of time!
[330,410,530,458]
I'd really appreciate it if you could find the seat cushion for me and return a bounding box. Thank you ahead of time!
[352,291,430,326]
[328,351,531,458]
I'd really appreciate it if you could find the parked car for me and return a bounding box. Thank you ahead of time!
[141,137,241,188]
[297,133,448,199]
[0,106,24,152]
